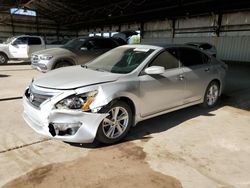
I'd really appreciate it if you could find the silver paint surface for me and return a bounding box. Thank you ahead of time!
[23,44,227,143]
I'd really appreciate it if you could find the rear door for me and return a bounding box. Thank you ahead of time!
[139,49,185,117]
[179,47,212,103]
[28,37,44,57]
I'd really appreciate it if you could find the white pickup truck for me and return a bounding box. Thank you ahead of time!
[0,35,61,64]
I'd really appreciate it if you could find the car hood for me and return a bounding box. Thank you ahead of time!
[33,47,73,56]
[0,43,8,49]
[34,65,121,90]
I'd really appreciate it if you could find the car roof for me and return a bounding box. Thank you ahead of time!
[12,35,42,38]
[120,44,204,50]
[118,44,163,50]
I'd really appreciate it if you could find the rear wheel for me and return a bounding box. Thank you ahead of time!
[54,61,72,69]
[0,53,8,64]
[202,81,220,108]
[96,101,132,144]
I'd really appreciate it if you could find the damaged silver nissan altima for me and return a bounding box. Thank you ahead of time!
[23,44,227,144]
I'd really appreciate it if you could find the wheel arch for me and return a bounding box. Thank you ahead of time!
[209,78,222,95]
[103,96,137,126]
[0,51,9,59]
[53,58,75,69]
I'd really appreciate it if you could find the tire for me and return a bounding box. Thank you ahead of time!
[202,81,220,108]
[96,101,133,144]
[54,61,72,69]
[0,53,8,64]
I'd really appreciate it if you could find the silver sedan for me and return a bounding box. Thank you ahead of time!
[23,44,227,144]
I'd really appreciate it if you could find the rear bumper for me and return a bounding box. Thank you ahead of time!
[23,96,108,143]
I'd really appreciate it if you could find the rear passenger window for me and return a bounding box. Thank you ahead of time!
[87,39,109,50]
[104,39,118,48]
[28,37,42,45]
[13,37,28,45]
[202,54,210,64]
[179,48,204,67]
[150,51,179,70]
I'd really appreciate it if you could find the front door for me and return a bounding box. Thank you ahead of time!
[139,50,185,117]
[9,37,29,59]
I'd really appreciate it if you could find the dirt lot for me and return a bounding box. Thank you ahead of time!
[0,62,250,188]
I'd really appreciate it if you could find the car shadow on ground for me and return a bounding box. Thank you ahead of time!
[0,74,10,77]
[0,61,30,66]
[67,103,220,149]
[67,64,250,148]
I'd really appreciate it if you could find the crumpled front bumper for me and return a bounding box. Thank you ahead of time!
[23,96,108,143]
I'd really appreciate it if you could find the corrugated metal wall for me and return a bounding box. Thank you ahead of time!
[142,36,250,62]
[141,12,250,63]
[0,13,76,43]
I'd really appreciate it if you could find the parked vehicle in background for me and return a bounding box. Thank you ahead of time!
[50,39,70,45]
[112,30,140,44]
[185,42,217,57]
[31,36,126,72]
[0,35,62,64]
[23,44,227,144]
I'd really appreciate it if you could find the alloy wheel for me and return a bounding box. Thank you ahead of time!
[102,106,129,139]
[206,84,219,106]
[0,55,6,64]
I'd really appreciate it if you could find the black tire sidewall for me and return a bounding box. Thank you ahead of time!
[203,81,220,108]
[0,53,8,64]
[54,61,71,69]
[96,101,133,144]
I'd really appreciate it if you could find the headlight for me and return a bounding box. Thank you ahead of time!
[55,91,98,111]
[39,55,53,60]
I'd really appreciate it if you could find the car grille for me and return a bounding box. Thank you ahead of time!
[25,87,52,108]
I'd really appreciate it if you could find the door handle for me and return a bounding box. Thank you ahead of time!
[179,74,184,80]
[204,68,210,72]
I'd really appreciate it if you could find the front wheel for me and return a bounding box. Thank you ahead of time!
[96,101,132,144]
[202,81,220,108]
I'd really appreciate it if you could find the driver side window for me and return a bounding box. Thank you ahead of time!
[13,37,28,45]
[150,51,179,70]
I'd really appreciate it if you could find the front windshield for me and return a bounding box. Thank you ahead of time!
[62,38,86,50]
[85,47,154,74]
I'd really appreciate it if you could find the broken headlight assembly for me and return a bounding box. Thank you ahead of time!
[55,90,98,111]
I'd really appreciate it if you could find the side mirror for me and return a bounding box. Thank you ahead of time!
[80,47,88,51]
[144,66,165,75]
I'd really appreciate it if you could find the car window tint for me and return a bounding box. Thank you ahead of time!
[200,44,212,50]
[166,48,179,60]
[28,37,42,45]
[202,53,210,64]
[14,37,28,45]
[150,51,179,70]
[179,48,204,67]
[104,39,118,48]
[87,39,107,50]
